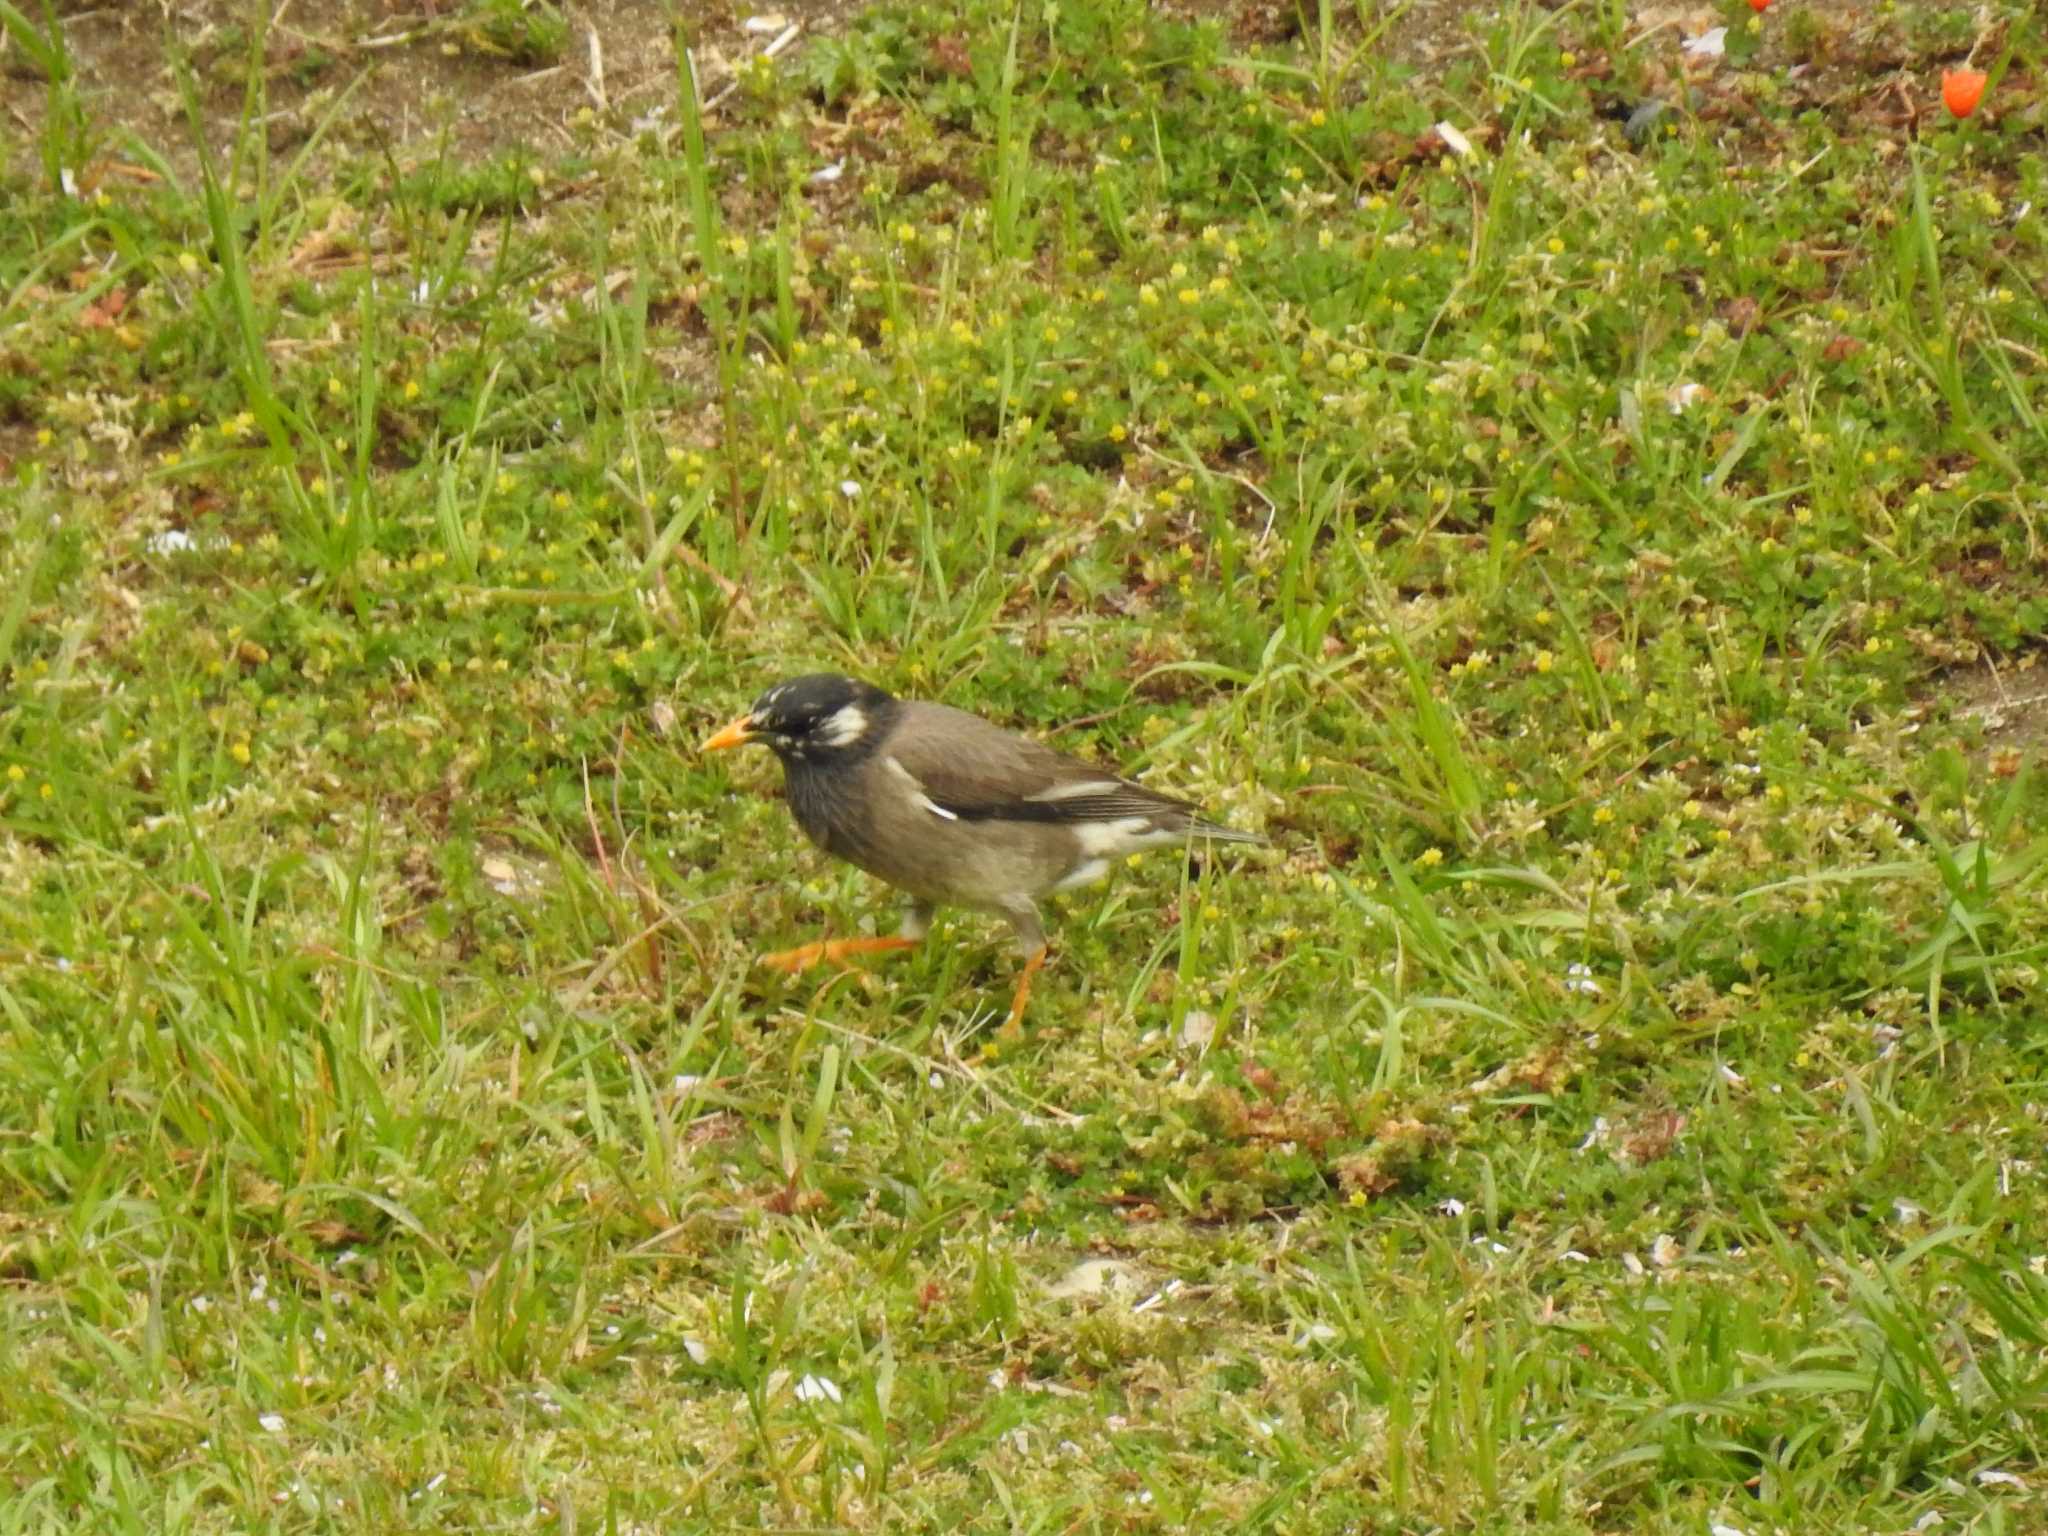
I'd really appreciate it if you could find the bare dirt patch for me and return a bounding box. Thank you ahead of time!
[1930,656,2048,768]
[0,0,860,184]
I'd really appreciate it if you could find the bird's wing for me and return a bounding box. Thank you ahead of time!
[882,702,1254,838]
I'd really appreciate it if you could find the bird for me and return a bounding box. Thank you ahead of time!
[701,673,1263,1034]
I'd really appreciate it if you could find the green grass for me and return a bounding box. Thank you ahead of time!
[3,0,2048,1528]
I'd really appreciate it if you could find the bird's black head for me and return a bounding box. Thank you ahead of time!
[703,673,897,764]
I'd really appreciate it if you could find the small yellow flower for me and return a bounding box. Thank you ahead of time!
[4,765,23,782]
[1416,847,1444,867]
[1534,650,1555,673]
[229,742,251,765]
[1107,423,1127,443]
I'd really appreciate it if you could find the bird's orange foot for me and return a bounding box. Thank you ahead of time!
[758,935,919,974]
[999,946,1049,1040]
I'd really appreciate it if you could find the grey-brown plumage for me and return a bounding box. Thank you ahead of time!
[703,673,1261,1029]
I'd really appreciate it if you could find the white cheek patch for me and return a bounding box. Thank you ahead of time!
[822,704,869,747]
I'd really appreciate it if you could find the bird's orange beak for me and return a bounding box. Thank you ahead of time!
[701,714,757,753]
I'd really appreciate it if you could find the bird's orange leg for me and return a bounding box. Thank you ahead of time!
[1000,945,1049,1039]
[758,935,919,973]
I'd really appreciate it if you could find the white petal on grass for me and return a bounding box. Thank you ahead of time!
[838,479,861,498]
[1130,1279,1184,1316]
[742,13,789,33]
[1667,381,1708,413]
[1438,1197,1467,1217]
[1650,1233,1682,1268]
[794,1373,842,1404]
[1433,121,1473,158]
[148,529,198,555]
[1711,1524,1747,1536]
[1293,1323,1339,1349]
[1177,1010,1216,1049]
[809,160,845,186]
[681,1336,709,1364]
[1681,27,1727,57]
[258,1413,286,1434]
[1976,1469,2027,1489]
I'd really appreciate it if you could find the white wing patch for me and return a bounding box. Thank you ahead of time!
[884,756,960,821]
[822,704,869,747]
[1026,778,1125,803]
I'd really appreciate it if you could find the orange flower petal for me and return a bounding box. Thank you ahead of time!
[1942,68,1988,120]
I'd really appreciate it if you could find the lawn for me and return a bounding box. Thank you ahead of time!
[2,0,2046,1529]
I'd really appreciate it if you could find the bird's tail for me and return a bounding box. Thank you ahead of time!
[1187,817,1266,847]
